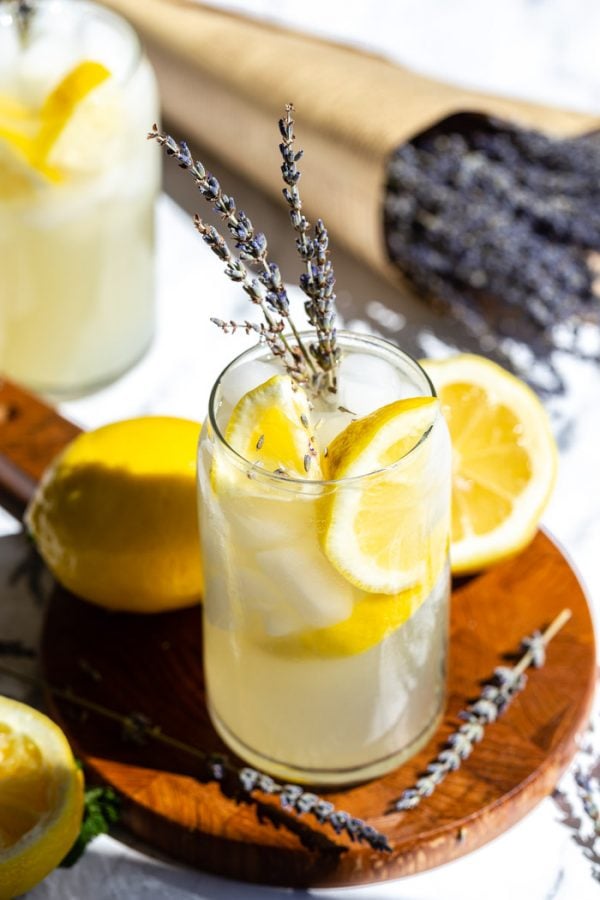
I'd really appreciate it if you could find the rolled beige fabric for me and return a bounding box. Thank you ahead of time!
[101,0,599,282]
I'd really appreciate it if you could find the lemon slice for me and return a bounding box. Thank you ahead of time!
[321,396,440,593]
[213,375,322,487]
[36,60,111,165]
[25,417,203,613]
[422,354,558,574]
[0,93,45,187]
[0,60,110,184]
[268,562,448,658]
[0,696,84,899]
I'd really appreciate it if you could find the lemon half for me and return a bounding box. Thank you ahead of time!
[0,696,84,900]
[422,354,558,574]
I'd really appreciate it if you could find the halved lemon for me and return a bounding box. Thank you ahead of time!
[0,696,84,899]
[321,397,442,593]
[422,354,558,574]
[213,375,322,487]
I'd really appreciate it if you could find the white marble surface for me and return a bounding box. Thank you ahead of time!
[2,1,600,896]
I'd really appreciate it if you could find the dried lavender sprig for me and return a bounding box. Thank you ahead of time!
[15,0,35,46]
[279,105,340,391]
[393,608,572,811]
[574,768,600,842]
[195,216,306,384]
[210,317,293,374]
[148,124,317,380]
[0,662,390,854]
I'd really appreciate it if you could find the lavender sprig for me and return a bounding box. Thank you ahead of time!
[279,105,340,391]
[0,662,391,855]
[16,0,35,46]
[148,124,318,383]
[195,217,306,383]
[210,316,297,376]
[236,767,390,852]
[574,768,600,847]
[393,608,572,811]
[553,749,600,883]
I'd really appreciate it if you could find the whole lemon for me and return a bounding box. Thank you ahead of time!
[25,416,203,613]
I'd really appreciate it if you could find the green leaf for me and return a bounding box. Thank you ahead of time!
[59,785,121,868]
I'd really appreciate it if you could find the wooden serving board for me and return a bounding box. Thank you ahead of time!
[0,378,596,888]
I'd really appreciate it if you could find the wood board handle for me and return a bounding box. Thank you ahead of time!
[0,379,81,519]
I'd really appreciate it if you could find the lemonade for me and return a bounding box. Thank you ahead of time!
[199,333,452,785]
[0,0,159,394]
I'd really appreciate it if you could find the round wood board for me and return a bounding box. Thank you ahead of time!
[41,530,595,888]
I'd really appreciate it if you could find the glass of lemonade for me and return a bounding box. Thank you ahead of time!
[0,0,159,395]
[198,331,452,786]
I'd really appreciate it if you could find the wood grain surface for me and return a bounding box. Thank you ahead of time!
[0,378,596,887]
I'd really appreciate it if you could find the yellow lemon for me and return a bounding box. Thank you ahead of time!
[321,397,442,594]
[0,696,84,900]
[422,354,558,574]
[26,417,203,613]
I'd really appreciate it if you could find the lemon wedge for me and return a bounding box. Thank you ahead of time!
[25,416,203,613]
[213,375,321,487]
[321,396,442,593]
[0,696,84,900]
[422,354,558,574]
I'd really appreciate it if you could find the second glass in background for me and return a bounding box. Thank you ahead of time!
[0,0,159,395]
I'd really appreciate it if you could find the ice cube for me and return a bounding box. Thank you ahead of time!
[218,359,282,427]
[234,563,306,636]
[336,352,417,417]
[254,543,354,629]
[223,493,315,551]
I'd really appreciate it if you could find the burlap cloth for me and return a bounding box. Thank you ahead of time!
[101,0,599,283]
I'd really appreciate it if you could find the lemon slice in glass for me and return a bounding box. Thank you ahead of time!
[0,696,84,899]
[321,396,439,593]
[213,375,322,488]
[422,354,558,574]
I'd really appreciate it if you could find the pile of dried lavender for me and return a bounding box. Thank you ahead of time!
[384,113,600,383]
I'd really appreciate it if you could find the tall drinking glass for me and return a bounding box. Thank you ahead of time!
[198,332,451,786]
[0,0,159,395]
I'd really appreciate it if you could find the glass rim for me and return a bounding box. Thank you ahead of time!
[207,330,441,489]
[0,0,143,85]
